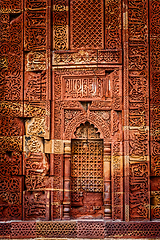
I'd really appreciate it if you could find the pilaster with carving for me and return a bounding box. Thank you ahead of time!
[103,143,111,219]
[123,0,150,221]
[23,0,51,220]
[150,0,160,220]
[0,0,24,220]
[63,141,71,219]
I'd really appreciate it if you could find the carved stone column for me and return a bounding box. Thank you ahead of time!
[63,141,71,219]
[103,143,111,219]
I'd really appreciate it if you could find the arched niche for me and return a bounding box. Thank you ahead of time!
[71,122,103,219]
[63,121,111,220]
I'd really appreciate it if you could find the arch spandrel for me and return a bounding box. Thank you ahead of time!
[64,111,111,143]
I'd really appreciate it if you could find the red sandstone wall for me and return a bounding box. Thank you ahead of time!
[0,0,159,226]
[150,0,160,220]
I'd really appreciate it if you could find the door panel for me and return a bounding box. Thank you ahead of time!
[71,139,104,219]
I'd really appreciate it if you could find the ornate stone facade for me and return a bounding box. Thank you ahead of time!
[0,0,159,238]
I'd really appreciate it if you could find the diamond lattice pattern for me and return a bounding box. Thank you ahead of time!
[70,0,104,49]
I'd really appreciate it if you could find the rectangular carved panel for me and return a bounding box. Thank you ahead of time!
[70,0,104,49]
[53,0,69,50]
[0,152,22,177]
[112,142,123,220]
[54,68,122,108]
[63,76,104,100]
[105,0,122,50]
[25,51,46,71]
[0,14,23,101]
[23,191,49,220]
[129,162,149,220]
[24,71,47,101]
[0,6,24,223]
[51,154,63,220]
[0,117,24,136]
[24,9,47,51]
[52,50,122,66]
[0,177,23,220]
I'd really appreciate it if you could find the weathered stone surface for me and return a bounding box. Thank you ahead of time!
[0,0,159,237]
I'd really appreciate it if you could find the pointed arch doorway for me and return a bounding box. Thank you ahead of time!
[70,122,104,219]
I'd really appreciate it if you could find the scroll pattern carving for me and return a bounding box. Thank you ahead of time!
[25,52,46,71]
[0,151,23,220]
[26,118,46,138]
[0,152,22,177]
[24,8,46,51]
[151,183,160,220]
[24,153,49,176]
[0,12,23,218]
[22,0,51,221]
[0,101,23,117]
[105,0,121,50]
[64,110,80,129]
[129,129,148,157]
[24,102,50,118]
[112,70,122,110]
[0,177,22,220]
[0,14,23,101]
[24,71,47,101]
[0,0,22,12]
[129,163,149,220]
[53,0,68,50]
[150,0,160,220]
[25,0,46,9]
[0,8,24,220]
[23,150,50,219]
[54,102,62,139]
[0,117,23,136]
[0,136,22,152]
[112,142,123,220]
[23,191,49,220]
[127,0,150,221]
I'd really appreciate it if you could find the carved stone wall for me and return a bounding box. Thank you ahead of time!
[23,0,51,221]
[123,0,150,221]
[150,0,160,220]
[0,0,160,238]
[0,0,24,220]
